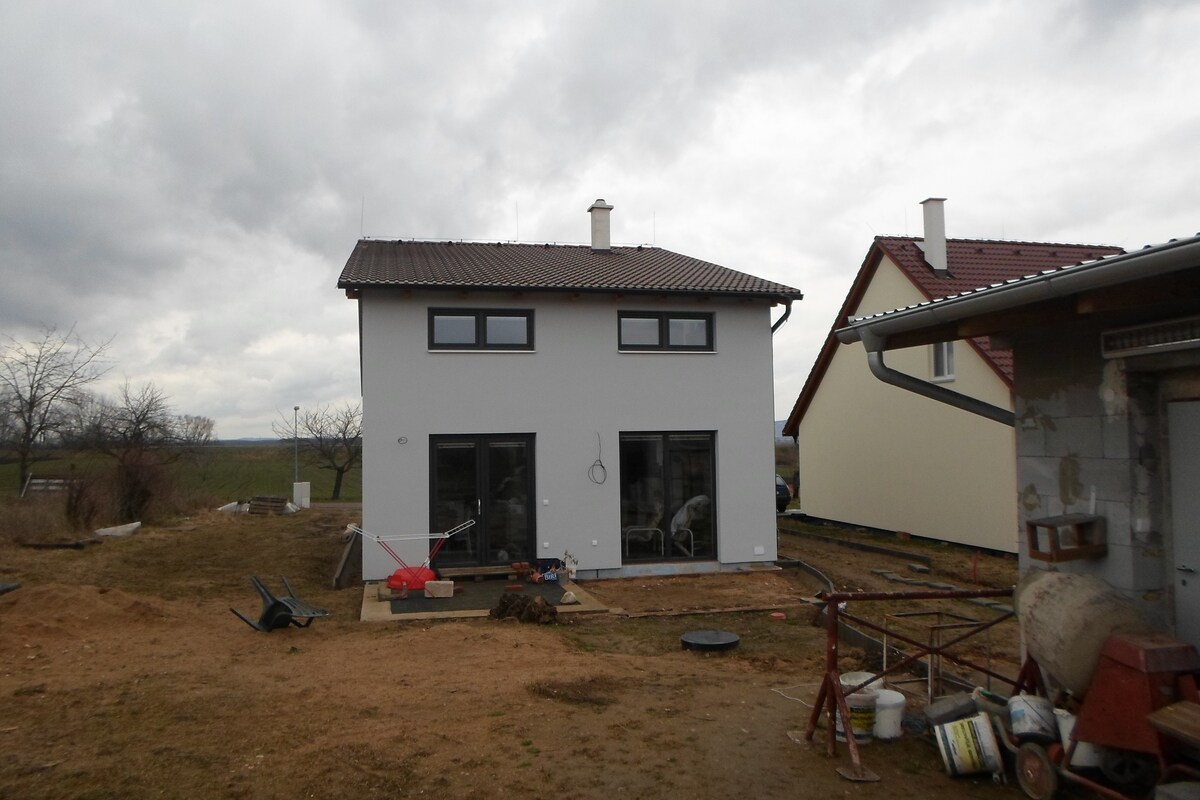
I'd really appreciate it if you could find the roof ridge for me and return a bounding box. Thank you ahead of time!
[357,237,661,250]
[875,234,1124,250]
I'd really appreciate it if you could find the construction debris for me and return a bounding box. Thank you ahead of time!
[490,593,557,624]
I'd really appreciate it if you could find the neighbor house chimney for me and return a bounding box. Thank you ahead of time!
[588,198,614,251]
[920,197,948,275]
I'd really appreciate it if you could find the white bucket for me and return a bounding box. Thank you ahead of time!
[1008,694,1057,743]
[1054,708,1105,767]
[835,671,880,743]
[835,690,878,743]
[873,689,906,740]
[935,712,1003,776]
[839,671,882,694]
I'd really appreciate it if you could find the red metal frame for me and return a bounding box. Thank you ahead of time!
[803,587,1016,779]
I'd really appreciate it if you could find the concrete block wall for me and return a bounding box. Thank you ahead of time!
[1012,323,1167,627]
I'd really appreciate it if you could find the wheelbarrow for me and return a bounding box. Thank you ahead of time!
[349,519,475,591]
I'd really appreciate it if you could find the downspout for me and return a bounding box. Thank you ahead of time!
[859,330,1014,427]
[771,297,793,334]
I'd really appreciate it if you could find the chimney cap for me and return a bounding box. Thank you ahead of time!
[920,197,947,205]
[588,198,613,212]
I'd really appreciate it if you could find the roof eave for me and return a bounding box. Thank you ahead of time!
[837,234,1200,350]
[336,281,801,302]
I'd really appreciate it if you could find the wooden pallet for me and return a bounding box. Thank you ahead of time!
[248,496,288,515]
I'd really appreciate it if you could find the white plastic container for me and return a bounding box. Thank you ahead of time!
[1054,708,1105,767]
[835,671,881,743]
[873,689,906,740]
[935,712,1003,776]
[1008,694,1057,742]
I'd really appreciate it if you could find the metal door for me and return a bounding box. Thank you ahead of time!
[1169,401,1200,647]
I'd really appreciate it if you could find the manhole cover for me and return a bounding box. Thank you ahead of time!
[680,630,740,651]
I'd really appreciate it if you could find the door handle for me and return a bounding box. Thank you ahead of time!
[1178,565,1197,574]
[477,498,481,517]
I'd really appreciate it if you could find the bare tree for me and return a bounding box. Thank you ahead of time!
[0,327,111,489]
[274,402,363,500]
[87,382,216,521]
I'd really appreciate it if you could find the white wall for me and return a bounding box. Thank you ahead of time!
[798,258,1020,552]
[357,290,781,580]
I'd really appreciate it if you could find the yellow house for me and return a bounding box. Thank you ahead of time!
[782,200,1121,552]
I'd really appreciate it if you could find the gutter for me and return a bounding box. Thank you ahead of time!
[849,325,1015,427]
[771,297,794,334]
[867,350,1015,426]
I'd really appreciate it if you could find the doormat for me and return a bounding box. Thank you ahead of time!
[390,579,567,614]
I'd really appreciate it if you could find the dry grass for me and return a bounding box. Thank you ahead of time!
[0,494,77,545]
[526,676,620,706]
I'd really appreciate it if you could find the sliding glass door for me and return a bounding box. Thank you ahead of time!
[619,432,715,561]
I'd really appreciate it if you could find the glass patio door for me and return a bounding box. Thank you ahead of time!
[619,432,715,561]
[430,434,535,567]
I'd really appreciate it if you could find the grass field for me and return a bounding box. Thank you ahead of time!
[0,441,360,541]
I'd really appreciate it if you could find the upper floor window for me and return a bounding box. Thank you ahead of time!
[429,308,534,350]
[932,340,955,381]
[618,311,714,351]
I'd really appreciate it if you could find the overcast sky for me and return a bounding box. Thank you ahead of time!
[2,1,1197,439]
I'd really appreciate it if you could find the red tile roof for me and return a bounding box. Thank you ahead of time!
[781,236,1124,436]
[876,237,1123,306]
[338,239,803,300]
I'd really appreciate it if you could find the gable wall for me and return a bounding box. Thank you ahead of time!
[797,257,1020,552]
[357,290,780,579]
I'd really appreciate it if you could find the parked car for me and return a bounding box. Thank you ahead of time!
[775,475,792,513]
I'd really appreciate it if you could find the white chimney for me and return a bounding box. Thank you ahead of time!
[587,198,614,251]
[920,197,948,275]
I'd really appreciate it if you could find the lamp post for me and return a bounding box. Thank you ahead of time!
[293,405,300,484]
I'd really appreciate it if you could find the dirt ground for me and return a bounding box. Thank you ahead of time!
[0,509,1027,799]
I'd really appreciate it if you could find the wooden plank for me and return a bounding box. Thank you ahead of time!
[438,566,514,579]
[332,532,361,590]
[1147,701,1200,750]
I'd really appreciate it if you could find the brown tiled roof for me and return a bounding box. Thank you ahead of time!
[875,237,1123,378]
[781,236,1124,436]
[337,240,803,299]
[876,237,1124,305]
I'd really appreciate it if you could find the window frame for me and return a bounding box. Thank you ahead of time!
[428,308,535,351]
[931,340,955,382]
[617,311,714,352]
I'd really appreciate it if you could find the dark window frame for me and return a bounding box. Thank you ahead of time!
[428,308,535,351]
[617,311,714,351]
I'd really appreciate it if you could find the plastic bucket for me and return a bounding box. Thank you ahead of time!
[833,671,878,742]
[835,691,878,743]
[1008,694,1057,743]
[873,689,906,740]
[1054,709,1105,767]
[934,712,1002,776]
[839,671,882,694]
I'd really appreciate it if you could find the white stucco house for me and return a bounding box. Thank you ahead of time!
[783,199,1121,553]
[336,200,803,581]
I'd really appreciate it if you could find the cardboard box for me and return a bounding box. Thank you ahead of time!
[424,580,454,598]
